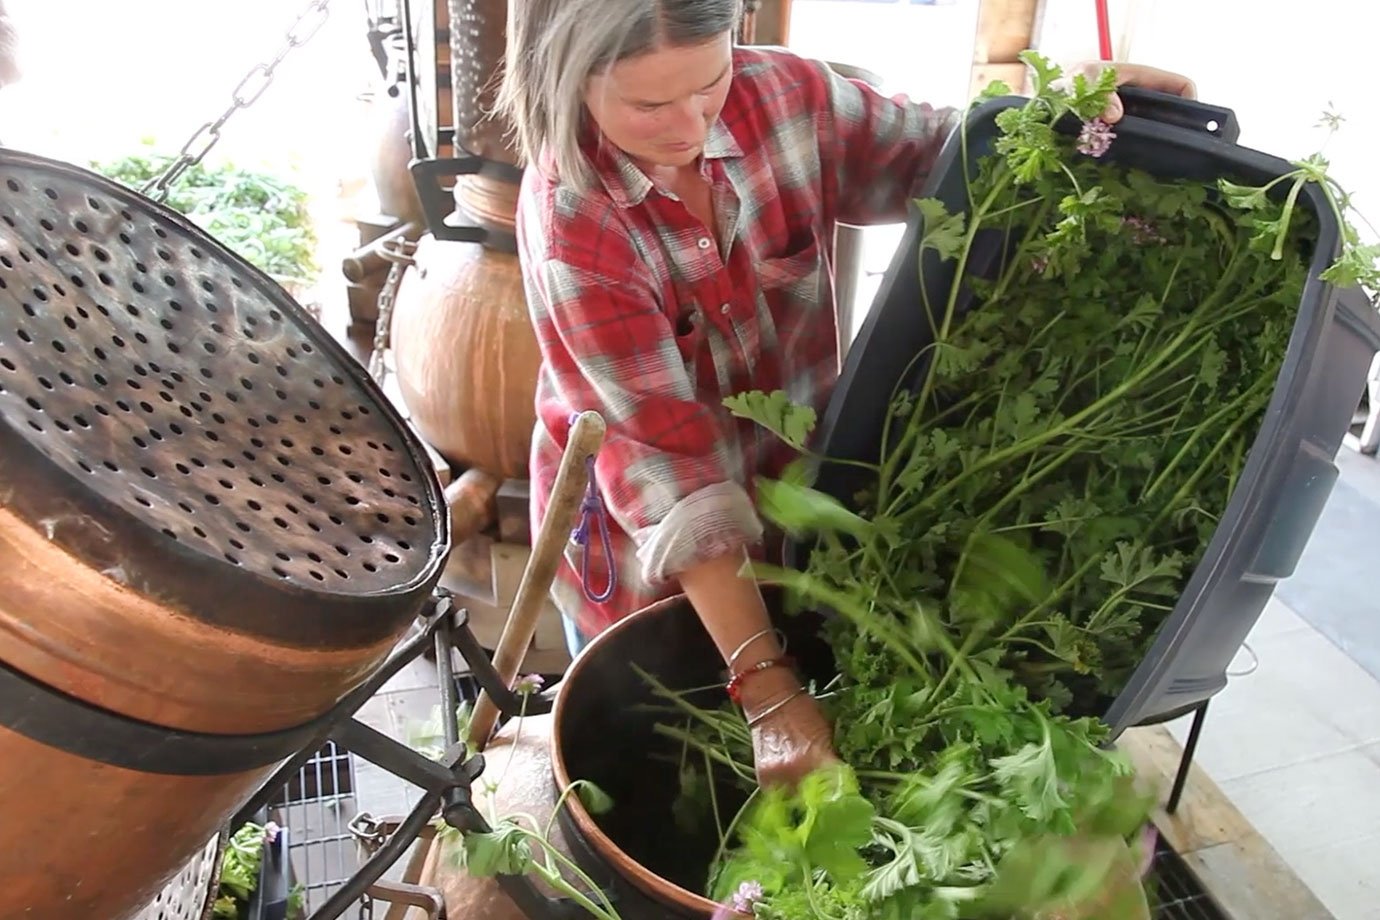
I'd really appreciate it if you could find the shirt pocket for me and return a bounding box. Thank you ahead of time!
[668,295,705,367]
[754,236,829,360]
[757,236,825,304]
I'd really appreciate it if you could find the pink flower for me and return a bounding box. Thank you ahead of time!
[1077,118,1116,157]
[712,880,764,917]
[1137,825,1160,878]
[263,821,281,845]
[1122,215,1165,244]
[513,673,545,695]
[1030,255,1050,274]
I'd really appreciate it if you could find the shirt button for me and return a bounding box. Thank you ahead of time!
[719,303,731,314]
[697,237,711,250]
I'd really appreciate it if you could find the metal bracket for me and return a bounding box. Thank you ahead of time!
[226,588,589,920]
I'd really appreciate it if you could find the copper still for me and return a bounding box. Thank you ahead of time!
[0,148,449,919]
[388,0,540,480]
[389,230,541,480]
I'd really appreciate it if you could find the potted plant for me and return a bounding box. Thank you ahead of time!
[91,141,320,307]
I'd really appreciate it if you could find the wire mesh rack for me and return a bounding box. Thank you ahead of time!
[267,741,362,915]
[1148,837,1230,919]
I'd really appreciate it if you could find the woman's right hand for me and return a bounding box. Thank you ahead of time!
[738,667,840,789]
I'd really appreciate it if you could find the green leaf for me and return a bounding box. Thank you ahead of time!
[755,475,873,541]
[573,780,615,816]
[915,197,968,261]
[461,823,533,877]
[978,79,1013,100]
[723,389,817,451]
[1320,240,1380,289]
[805,793,875,881]
[1218,178,1271,211]
[1067,65,1120,121]
[1121,293,1160,332]
[974,834,1146,918]
[1099,542,1185,596]
[957,531,1050,610]
[1018,49,1063,97]
[988,723,1068,823]
[1198,338,1227,392]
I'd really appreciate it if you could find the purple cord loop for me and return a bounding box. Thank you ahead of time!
[568,412,616,604]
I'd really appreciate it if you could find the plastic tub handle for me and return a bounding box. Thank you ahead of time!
[1116,85,1241,144]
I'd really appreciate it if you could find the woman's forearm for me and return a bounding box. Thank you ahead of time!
[678,548,801,711]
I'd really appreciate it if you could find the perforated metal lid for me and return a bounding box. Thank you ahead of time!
[0,148,449,647]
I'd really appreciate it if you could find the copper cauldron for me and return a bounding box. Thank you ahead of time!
[549,592,833,918]
[544,593,1151,920]
[0,148,449,919]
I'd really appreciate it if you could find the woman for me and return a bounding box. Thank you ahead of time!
[498,0,1194,789]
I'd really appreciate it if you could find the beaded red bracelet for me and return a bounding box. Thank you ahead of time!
[725,655,796,704]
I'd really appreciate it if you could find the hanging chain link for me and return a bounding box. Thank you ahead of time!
[367,236,417,383]
[141,0,332,202]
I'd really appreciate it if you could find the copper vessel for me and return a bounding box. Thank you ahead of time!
[0,149,449,919]
[445,0,523,236]
[447,0,519,169]
[544,595,1151,919]
[388,233,540,480]
[547,595,825,917]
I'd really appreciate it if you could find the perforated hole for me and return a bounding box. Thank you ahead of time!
[0,160,439,594]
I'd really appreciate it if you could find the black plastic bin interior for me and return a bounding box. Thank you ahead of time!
[803,87,1380,738]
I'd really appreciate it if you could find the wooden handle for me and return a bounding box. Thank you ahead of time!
[466,410,606,750]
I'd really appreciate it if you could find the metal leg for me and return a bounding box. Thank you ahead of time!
[214,591,585,920]
[1167,700,1209,815]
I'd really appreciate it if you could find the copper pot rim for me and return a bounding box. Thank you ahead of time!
[549,593,732,918]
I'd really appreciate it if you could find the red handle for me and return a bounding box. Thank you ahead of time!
[1095,0,1113,61]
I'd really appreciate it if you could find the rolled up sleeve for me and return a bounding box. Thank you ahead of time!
[527,203,763,585]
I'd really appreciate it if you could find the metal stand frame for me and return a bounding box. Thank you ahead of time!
[230,590,587,920]
[1165,700,1210,815]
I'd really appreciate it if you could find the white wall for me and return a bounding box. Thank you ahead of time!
[1060,0,1380,244]
[788,0,983,341]
[0,0,380,202]
[789,0,979,106]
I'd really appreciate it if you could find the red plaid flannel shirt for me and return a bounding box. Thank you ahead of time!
[517,46,957,640]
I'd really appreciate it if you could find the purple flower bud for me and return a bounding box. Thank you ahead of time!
[1031,255,1050,274]
[513,673,545,695]
[1077,118,1116,158]
[1122,215,1165,244]
[1138,825,1160,878]
[731,880,764,914]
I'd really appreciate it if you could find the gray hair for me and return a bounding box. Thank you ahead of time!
[497,0,742,191]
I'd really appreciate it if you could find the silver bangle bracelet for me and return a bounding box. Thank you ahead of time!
[728,627,787,671]
[746,687,806,728]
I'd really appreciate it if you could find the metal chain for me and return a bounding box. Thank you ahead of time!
[141,0,332,202]
[368,237,417,383]
[357,890,374,920]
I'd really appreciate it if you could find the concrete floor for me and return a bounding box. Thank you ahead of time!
[1162,448,1380,920]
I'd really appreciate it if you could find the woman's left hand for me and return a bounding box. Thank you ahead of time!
[1064,62,1197,124]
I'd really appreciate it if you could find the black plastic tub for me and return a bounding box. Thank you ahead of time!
[802,87,1380,737]
[244,813,295,920]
